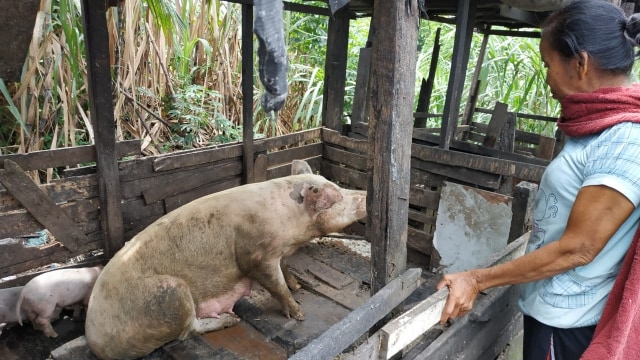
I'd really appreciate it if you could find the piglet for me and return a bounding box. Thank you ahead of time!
[16,265,103,337]
[0,286,26,335]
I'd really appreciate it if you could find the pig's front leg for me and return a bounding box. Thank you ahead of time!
[281,257,301,291]
[250,260,304,320]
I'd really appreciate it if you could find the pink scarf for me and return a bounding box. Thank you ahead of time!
[561,85,640,359]
[557,84,640,136]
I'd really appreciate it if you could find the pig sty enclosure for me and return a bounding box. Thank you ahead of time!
[0,0,609,358]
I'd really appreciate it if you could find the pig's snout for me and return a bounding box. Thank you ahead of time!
[348,190,367,220]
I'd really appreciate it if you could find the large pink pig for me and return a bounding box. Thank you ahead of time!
[0,286,25,334]
[85,160,366,359]
[16,266,103,337]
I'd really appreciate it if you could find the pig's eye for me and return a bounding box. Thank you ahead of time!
[312,187,318,193]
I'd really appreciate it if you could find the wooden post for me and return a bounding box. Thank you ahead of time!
[242,4,254,184]
[322,8,350,133]
[440,0,476,149]
[509,181,538,242]
[366,0,419,300]
[80,0,124,258]
[460,25,491,141]
[414,27,441,129]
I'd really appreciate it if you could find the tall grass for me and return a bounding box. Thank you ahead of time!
[0,1,560,162]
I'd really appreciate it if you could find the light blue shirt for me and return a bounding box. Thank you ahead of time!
[518,122,640,328]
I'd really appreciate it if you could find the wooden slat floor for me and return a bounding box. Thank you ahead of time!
[1,239,435,360]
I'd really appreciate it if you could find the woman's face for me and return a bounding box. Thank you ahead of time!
[539,37,582,100]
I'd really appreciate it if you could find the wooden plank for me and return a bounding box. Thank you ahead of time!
[164,177,242,212]
[409,186,440,209]
[415,28,440,129]
[81,0,125,257]
[321,162,368,190]
[410,167,446,189]
[0,140,140,171]
[322,128,368,154]
[0,201,100,239]
[350,47,372,125]
[0,174,98,212]
[121,197,165,225]
[0,160,87,251]
[141,160,242,204]
[498,112,516,153]
[354,234,528,360]
[266,143,323,167]
[153,143,243,172]
[411,157,501,190]
[440,0,475,149]
[241,4,254,184]
[255,128,321,152]
[413,128,551,167]
[408,208,436,225]
[460,29,489,138]
[289,268,422,360]
[482,102,509,148]
[412,144,546,182]
[407,227,433,255]
[509,181,538,242]
[321,8,350,132]
[323,145,368,172]
[536,135,556,160]
[254,154,268,183]
[379,287,449,359]
[288,252,354,289]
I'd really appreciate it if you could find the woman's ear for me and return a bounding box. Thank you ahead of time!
[576,50,589,78]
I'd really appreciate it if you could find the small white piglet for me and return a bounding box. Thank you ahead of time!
[0,286,26,335]
[16,265,103,337]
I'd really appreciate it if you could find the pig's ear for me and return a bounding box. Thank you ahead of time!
[291,160,313,175]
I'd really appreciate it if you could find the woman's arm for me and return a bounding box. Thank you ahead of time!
[437,185,635,323]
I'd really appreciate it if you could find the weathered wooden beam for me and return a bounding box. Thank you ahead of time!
[483,102,509,148]
[0,159,87,252]
[322,7,350,133]
[351,46,372,125]
[0,140,140,172]
[344,233,529,360]
[322,128,368,153]
[440,0,476,150]
[412,143,547,182]
[366,0,419,300]
[460,27,489,139]
[242,4,254,184]
[509,181,538,242]
[80,0,124,258]
[288,267,422,360]
[415,27,441,129]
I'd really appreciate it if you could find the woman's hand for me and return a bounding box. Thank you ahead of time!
[437,271,481,324]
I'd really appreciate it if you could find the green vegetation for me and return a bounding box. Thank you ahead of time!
[0,0,565,160]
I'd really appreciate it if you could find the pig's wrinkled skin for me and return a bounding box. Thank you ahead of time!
[16,266,103,338]
[85,160,366,360]
[0,286,26,334]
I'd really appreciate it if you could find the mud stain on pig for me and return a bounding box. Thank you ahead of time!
[290,183,304,204]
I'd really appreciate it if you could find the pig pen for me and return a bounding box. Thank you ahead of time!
[0,123,546,359]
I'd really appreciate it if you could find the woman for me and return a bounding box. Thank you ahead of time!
[437,1,640,359]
